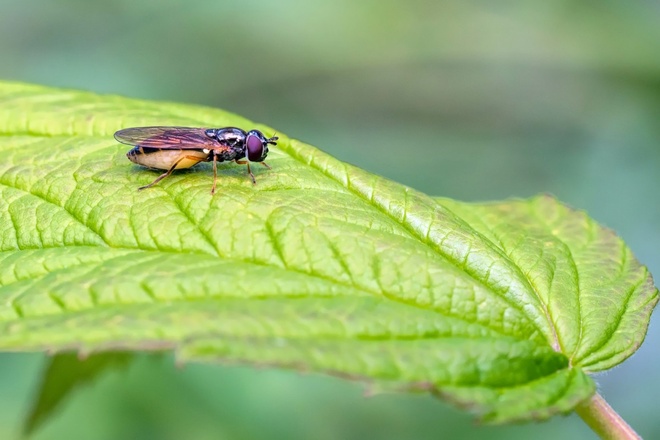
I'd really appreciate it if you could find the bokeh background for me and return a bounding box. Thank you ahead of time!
[1,0,659,439]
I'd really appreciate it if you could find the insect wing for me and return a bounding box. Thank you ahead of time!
[114,126,221,150]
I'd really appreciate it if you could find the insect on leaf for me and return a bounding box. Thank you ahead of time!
[0,81,656,430]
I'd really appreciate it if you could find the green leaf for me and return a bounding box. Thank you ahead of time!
[23,352,135,436]
[0,81,656,427]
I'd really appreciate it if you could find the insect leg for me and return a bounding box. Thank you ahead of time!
[138,156,202,191]
[235,159,257,184]
[211,153,218,195]
[138,163,180,191]
[260,162,272,170]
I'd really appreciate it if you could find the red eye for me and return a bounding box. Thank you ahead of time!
[246,134,264,162]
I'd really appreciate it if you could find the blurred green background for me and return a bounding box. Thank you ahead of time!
[1,0,659,438]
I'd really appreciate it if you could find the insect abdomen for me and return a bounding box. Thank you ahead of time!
[127,147,209,170]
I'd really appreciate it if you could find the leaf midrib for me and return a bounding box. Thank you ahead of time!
[0,244,533,342]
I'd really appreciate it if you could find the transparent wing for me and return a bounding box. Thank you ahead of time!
[114,126,224,150]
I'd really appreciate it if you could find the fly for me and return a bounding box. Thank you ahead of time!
[114,126,278,195]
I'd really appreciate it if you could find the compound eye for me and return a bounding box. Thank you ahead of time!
[246,133,265,162]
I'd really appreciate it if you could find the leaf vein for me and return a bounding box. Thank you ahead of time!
[0,180,109,247]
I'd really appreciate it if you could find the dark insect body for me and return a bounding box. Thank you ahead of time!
[114,126,278,194]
